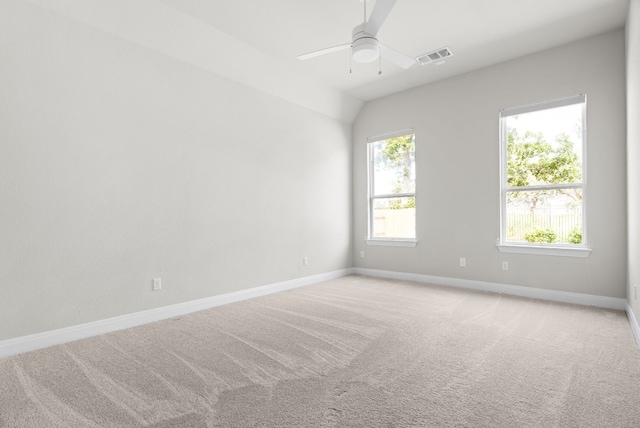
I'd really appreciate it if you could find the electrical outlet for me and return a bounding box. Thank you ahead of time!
[360,251,365,258]
[459,257,466,267]
[153,278,161,291]
[303,257,309,266]
[502,261,509,271]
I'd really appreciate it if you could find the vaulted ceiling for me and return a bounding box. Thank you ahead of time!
[160,0,628,100]
[23,0,629,122]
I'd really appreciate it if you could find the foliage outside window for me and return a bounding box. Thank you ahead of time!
[368,131,416,241]
[499,95,586,248]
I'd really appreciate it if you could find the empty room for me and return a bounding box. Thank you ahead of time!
[2,0,640,426]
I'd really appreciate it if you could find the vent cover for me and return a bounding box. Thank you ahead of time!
[416,47,454,65]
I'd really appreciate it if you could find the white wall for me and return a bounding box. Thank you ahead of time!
[0,1,352,340]
[353,30,627,298]
[627,0,640,316]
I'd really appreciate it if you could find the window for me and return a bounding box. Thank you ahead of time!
[498,95,590,257]
[367,130,417,246]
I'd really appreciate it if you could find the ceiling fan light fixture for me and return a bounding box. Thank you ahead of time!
[297,0,415,70]
[352,37,380,63]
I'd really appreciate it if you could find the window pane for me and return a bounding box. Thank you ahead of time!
[506,189,583,244]
[372,134,415,196]
[505,103,583,187]
[372,197,415,238]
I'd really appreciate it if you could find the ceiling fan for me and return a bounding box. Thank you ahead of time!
[297,0,415,70]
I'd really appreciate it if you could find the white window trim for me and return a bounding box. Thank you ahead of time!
[497,243,591,257]
[367,128,415,144]
[366,238,418,247]
[497,95,590,257]
[500,94,586,118]
[367,128,418,246]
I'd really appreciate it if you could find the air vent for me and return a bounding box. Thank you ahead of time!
[416,47,454,65]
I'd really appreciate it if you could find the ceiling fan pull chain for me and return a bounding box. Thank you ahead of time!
[379,47,382,75]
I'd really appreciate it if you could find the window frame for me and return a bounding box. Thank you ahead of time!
[366,129,418,247]
[497,95,591,258]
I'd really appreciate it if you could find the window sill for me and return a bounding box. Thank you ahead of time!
[366,239,418,248]
[497,243,591,258]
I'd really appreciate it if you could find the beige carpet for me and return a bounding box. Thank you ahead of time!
[1,275,640,427]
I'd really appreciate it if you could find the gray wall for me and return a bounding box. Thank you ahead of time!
[353,30,627,299]
[628,0,640,317]
[0,2,352,340]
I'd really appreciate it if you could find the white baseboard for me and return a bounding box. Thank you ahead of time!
[357,267,636,350]
[626,303,640,348]
[0,268,354,359]
[2,267,633,359]
[353,268,627,310]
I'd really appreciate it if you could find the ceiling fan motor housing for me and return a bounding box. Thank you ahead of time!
[297,1,415,69]
[352,23,379,63]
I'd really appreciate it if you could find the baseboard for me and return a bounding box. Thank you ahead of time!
[353,268,627,311]
[626,303,640,348]
[0,268,354,359]
[2,267,631,359]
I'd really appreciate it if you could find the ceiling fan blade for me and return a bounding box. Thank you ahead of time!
[380,44,416,69]
[364,0,397,37]
[297,43,351,60]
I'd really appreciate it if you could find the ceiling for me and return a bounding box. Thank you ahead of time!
[158,0,629,102]
[22,0,629,122]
